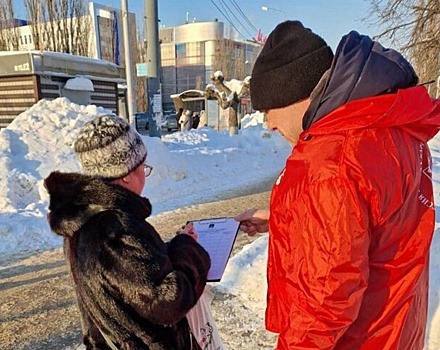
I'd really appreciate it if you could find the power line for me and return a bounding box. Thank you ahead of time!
[218,0,255,39]
[229,0,259,34]
[209,0,248,39]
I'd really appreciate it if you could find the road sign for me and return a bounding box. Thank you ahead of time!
[153,94,162,113]
[136,63,148,77]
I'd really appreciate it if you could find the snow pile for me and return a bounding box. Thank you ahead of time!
[0,97,439,349]
[0,98,290,257]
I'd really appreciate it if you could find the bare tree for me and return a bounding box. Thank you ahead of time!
[213,39,233,80]
[366,0,440,96]
[24,0,43,50]
[71,12,91,56]
[24,0,90,55]
[58,0,70,52]
[212,23,249,82]
[0,0,20,50]
[41,0,65,52]
[212,39,248,81]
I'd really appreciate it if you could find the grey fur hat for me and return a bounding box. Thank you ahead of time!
[74,114,147,179]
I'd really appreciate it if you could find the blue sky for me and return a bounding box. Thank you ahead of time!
[13,0,378,50]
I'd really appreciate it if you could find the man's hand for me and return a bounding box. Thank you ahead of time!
[234,208,269,236]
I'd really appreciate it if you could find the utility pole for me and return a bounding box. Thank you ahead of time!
[121,0,136,125]
[144,0,162,137]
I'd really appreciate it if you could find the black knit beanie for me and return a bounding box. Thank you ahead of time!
[250,21,334,111]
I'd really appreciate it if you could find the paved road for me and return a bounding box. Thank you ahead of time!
[0,184,276,350]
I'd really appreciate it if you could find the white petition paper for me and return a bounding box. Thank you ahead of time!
[192,217,240,282]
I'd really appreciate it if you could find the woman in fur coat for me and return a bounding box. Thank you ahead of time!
[45,115,210,350]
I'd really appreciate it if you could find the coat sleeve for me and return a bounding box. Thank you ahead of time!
[167,234,211,297]
[274,177,370,349]
[77,214,211,328]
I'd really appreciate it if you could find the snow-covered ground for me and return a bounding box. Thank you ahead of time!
[0,98,439,349]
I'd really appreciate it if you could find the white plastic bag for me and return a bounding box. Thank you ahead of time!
[187,286,224,350]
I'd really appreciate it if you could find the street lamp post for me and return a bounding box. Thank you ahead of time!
[261,6,286,21]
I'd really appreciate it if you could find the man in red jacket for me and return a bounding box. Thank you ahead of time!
[235,20,440,349]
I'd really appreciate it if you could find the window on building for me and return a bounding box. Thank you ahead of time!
[161,45,176,66]
[177,42,203,67]
[24,35,27,44]
[176,43,186,58]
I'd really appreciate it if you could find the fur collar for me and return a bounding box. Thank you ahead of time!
[44,171,152,238]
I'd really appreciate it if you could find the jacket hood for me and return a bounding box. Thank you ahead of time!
[44,171,152,238]
[307,86,440,142]
[303,31,419,130]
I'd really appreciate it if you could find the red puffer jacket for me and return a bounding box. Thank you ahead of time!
[267,86,440,349]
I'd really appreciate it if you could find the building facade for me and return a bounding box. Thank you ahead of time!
[0,3,136,68]
[1,8,261,118]
[159,21,261,112]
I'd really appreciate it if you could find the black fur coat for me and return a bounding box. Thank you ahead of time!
[44,171,210,350]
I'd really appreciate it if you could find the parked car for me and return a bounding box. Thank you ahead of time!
[135,112,149,131]
[164,114,178,131]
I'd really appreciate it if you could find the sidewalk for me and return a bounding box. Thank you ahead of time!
[0,188,274,350]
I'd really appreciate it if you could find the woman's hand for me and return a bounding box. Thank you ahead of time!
[234,208,269,236]
[176,222,198,241]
